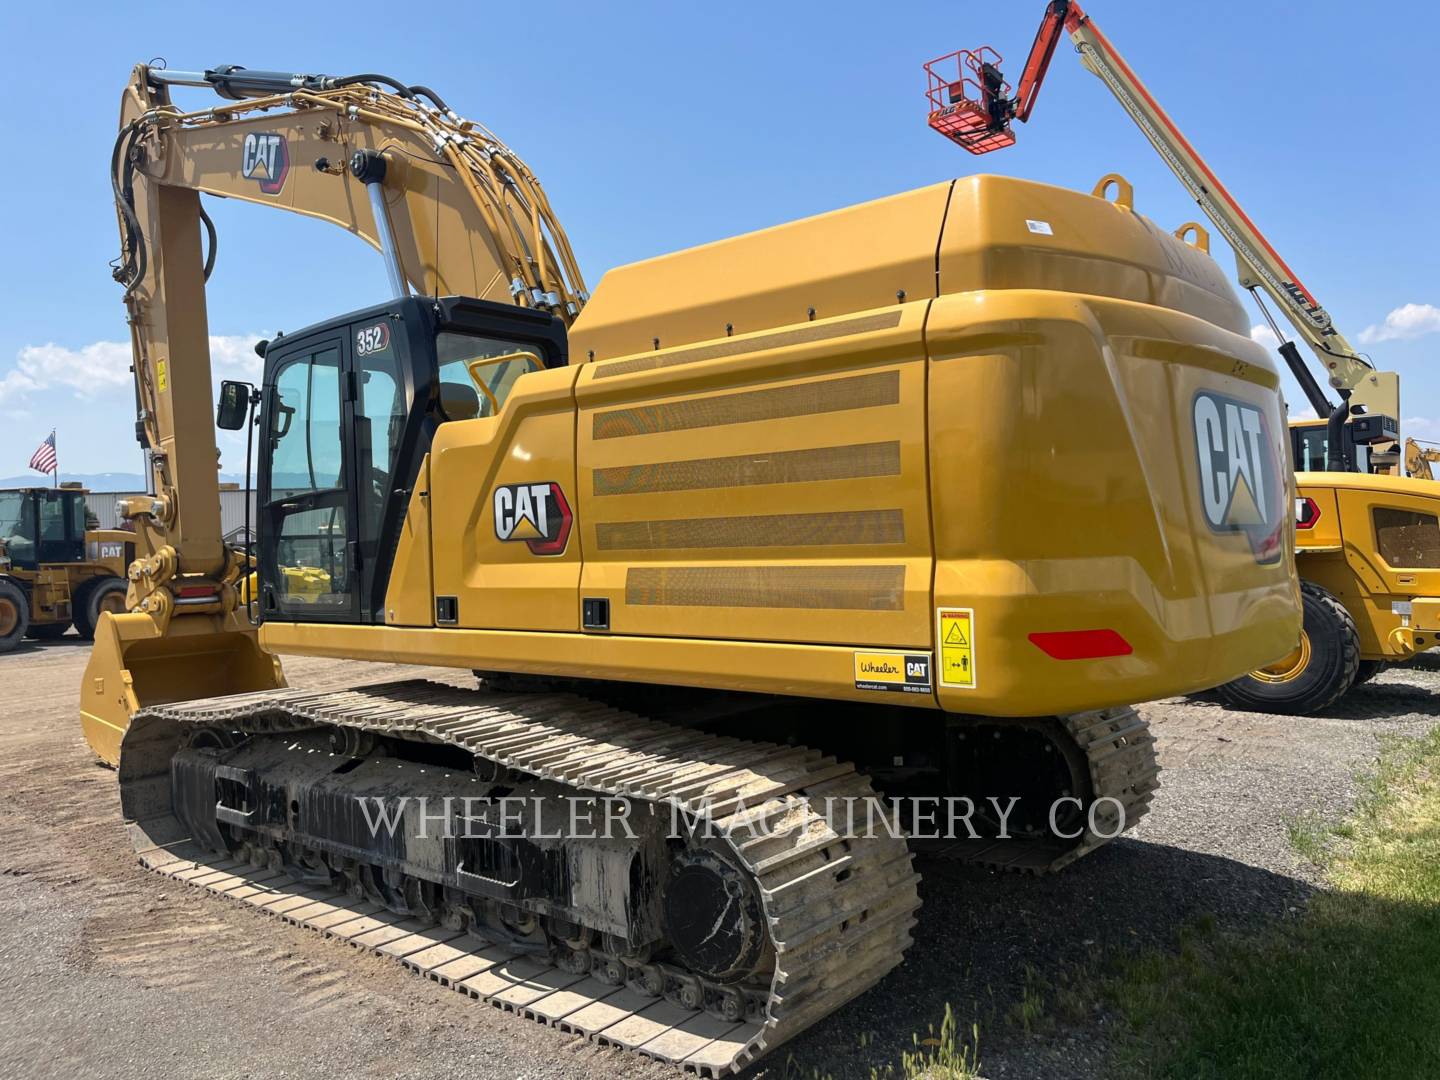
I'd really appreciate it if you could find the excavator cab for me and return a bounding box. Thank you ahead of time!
[253,295,565,624]
[1289,414,1399,474]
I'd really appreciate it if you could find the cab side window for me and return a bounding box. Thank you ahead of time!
[436,333,542,419]
[40,497,66,541]
[1374,508,1440,569]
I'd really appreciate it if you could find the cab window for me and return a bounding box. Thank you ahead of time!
[40,495,67,541]
[1373,508,1440,569]
[0,492,35,567]
[436,332,542,418]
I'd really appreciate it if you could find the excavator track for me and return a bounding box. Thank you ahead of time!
[118,683,1156,1073]
[121,681,922,1075]
[926,707,1161,874]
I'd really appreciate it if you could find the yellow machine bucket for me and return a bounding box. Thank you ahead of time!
[81,611,284,766]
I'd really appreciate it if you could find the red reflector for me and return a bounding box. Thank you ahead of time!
[176,585,218,598]
[1028,629,1133,660]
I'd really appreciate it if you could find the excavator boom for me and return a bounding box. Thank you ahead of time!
[83,64,589,762]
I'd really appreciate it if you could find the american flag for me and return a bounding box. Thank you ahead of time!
[29,431,57,475]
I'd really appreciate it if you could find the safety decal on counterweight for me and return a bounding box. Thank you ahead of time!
[937,608,975,689]
[853,651,932,694]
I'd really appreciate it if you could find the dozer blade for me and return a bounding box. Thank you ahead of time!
[80,610,285,766]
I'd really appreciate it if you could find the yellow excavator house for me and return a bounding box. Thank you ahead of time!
[82,61,1299,1073]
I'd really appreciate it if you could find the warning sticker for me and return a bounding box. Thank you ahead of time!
[853,651,932,694]
[937,608,976,689]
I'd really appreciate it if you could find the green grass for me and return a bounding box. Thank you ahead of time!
[783,1003,982,1080]
[1108,727,1440,1079]
[875,1003,983,1080]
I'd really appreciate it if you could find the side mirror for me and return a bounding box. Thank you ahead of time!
[216,380,251,430]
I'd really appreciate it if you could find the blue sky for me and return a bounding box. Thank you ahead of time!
[2,0,1436,477]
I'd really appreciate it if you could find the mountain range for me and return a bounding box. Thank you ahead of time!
[0,472,250,491]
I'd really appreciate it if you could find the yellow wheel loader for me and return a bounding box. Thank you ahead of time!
[0,486,131,650]
[82,62,1299,1072]
[933,0,1440,715]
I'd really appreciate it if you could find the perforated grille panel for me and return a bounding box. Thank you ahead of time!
[592,370,901,441]
[625,565,906,610]
[592,311,903,379]
[596,509,904,551]
[591,441,902,497]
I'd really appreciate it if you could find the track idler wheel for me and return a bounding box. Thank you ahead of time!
[661,849,765,984]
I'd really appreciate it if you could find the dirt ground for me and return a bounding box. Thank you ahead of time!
[1,637,1435,1079]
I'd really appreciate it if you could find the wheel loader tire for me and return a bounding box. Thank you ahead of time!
[1215,581,1360,715]
[1353,660,1389,686]
[75,577,128,640]
[26,622,72,640]
[0,578,30,653]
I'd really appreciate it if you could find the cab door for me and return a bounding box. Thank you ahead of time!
[259,333,359,621]
[37,490,86,564]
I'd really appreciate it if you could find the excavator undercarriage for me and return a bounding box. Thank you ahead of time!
[122,679,1156,1071]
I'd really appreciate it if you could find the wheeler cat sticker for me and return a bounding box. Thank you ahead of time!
[493,482,573,556]
[1192,391,1285,564]
[241,132,290,195]
[853,651,933,694]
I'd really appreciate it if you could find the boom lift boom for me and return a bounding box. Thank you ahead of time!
[924,0,1400,464]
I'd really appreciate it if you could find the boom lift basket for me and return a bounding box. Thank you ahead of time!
[924,48,1016,154]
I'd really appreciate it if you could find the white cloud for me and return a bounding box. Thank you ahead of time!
[0,340,131,405]
[1404,416,1440,440]
[1357,303,1440,345]
[0,334,264,407]
[1250,324,1281,350]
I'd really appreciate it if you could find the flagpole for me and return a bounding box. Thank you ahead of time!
[51,429,58,489]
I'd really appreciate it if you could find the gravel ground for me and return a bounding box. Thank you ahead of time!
[1,637,1435,1080]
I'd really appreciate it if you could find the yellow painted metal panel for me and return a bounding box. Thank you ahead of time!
[569,184,952,362]
[574,304,934,649]
[927,288,1298,715]
[384,455,434,627]
[428,365,582,632]
[261,621,936,711]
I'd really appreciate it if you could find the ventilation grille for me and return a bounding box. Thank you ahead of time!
[625,565,906,611]
[592,441,902,497]
[592,310,903,379]
[596,509,904,552]
[592,370,900,441]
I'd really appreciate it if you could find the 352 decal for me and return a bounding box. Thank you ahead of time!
[493,482,573,556]
[355,322,391,356]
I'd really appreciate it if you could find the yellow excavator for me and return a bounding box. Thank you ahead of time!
[1406,438,1440,481]
[931,0,1440,713]
[84,61,1299,1071]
